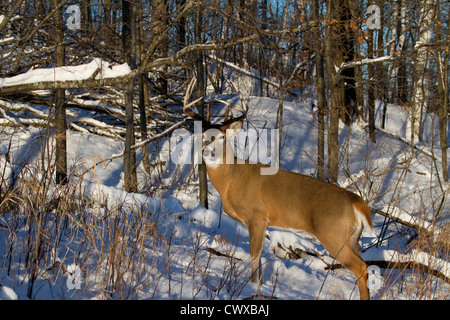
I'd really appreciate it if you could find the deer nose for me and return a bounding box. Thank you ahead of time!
[202,148,215,158]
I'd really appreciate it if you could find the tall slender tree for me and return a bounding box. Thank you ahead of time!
[137,1,150,174]
[339,0,357,126]
[435,0,449,182]
[324,0,342,183]
[122,0,138,192]
[151,0,169,95]
[368,24,376,142]
[195,3,208,208]
[53,0,67,185]
[313,0,327,180]
[411,0,433,146]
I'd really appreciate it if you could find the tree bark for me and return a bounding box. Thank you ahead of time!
[411,0,433,146]
[435,2,448,182]
[313,0,327,180]
[339,0,356,126]
[52,0,67,185]
[122,0,137,192]
[368,29,376,143]
[195,4,208,208]
[176,0,186,51]
[136,2,150,175]
[324,0,342,184]
[393,0,408,106]
[151,0,169,95]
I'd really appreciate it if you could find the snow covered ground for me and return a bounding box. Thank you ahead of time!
[0,94,448,300]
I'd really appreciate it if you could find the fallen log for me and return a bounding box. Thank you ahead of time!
[325,256,450,284]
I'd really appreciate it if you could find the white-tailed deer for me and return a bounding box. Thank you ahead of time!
[184,79,373,300]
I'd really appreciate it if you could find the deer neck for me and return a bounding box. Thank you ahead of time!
[202,137,241,191]
[204,157,240,197]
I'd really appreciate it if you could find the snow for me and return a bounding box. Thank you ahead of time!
[0,285,18,300]
[0,90,448,300]
[0,58,131,88]
[340,56,394,70]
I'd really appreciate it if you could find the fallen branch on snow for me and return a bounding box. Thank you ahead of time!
[370,207,435,239]
[326,249,450,284]
[204,247,243,261]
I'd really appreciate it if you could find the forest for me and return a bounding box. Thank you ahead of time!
[0,0,448,300]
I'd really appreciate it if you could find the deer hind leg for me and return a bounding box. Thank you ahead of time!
[247,221,267,283]
[316,228,370,300]
[336,246,370,300]
[347,220,370,300]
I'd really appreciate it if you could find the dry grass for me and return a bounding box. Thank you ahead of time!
[0,143,257,299]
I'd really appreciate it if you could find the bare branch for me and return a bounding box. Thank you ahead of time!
[339,56,395,71]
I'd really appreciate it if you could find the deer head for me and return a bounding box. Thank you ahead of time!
[183,78,248,167]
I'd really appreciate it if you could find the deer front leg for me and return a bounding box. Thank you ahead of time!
[248,221,267,283]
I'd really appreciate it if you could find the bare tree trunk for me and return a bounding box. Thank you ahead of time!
[195,4,208,208]
[324,0,342,184]
[122,0,137,192]
[340,0,356,126]
[53,0,67,184]
[376,0,386,104]
[396,0,408,106]
[354,35,364,121]
[277,76,284,166]
[411,0,433,146]
[151,0,169,95]
[176,0,186,51]
[104,0,111,25]
[103,0,112,47]
[259,0,269,96]
[237,0,246,67]
[435,1,449,182]
[368,29,376,143]
[137,2,150,175]
[386,0,407,127]
[81,0,91,37]
[313,0,327,180]
[124,79,137,192]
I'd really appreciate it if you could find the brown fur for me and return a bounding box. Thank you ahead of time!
[204,120,373,300]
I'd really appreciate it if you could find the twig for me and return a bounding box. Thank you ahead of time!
[79,119,187,176]
[375,127,436,160]
[370,207,440,241]
[204,247,243,261]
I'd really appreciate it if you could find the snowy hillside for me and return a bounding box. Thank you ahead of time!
[0,95,448,300]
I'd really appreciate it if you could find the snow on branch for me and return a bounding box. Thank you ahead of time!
[339,56,394,71]
[0,17,316,96]
[327,249,450,284]
[0,58,135,95]
[365,249,450,284]
[371,207,435,238]
[0,98,127,139]
[0,58,130,88]
[0,99,50,119]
